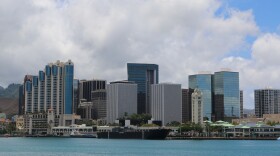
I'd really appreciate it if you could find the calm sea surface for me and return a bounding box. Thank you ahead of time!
[0,138,280,156]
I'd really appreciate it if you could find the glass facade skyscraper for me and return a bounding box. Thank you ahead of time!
[73,79,79,114]
[64,61,74,114]
[213,71,240,121]
[18,84,24,115]
[189,74,213,121]
[182,89,192,123]
[127,63,159,114]
[79,80,106,102]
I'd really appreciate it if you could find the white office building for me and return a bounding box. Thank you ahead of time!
[106,81,137,124]
[151,83,182,126]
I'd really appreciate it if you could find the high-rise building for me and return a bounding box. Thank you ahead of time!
[92,89,106,120]
[73,79,79,114]
[106,81,137,124]
[63,61,74,115]
[151,83,182,126]
[18,85,24,115]
[213,71,240,121]
[192,88,203,124]
[240,90,243,118]
[127,63,159,114]
[77,99,93,120]
[77,79,106,119]
[24,75,33,113]
[182,89,192,123]
[189,74,213,121]
[31,76,39,112]
[38,71,45,112]
[255,89,280,118]
[79,79,106,102]
[24,60,74,115]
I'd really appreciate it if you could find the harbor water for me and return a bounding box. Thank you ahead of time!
[0,137,280,156]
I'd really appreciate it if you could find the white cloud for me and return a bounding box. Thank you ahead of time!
[220,33,280,108]
[252,33,280,66]
[0,0,264,108]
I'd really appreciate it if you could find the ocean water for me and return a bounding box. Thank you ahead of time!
[0,138,280,156]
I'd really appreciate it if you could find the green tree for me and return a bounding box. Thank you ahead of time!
[141,124,159,127]
[166,121,181,127]
[180,123,203,133]
[6,123,16,134]
[267,120,277,126]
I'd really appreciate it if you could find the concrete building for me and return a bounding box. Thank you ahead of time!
[151,83,182,126]
[232,114,280,125]
[240,90,243,118]
[92,89,106,120]
[77,100,93,120]
[16,109,81,135]
[127,63,159,114]
[106,81,137,124]
[182,89,192,123]
[255,89,280,118]
[77,79,106,119]
[24,75,33,113]
[192,89,203,124]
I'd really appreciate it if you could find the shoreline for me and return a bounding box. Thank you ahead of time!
[1,135,278,140]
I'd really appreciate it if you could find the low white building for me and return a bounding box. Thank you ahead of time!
[151,83,182,126]
[16,109,81,135]
[51,124,94,136]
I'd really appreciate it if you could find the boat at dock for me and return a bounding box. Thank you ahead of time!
[70,130,97,138]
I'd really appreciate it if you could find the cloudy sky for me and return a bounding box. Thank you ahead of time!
[1,0,280,109]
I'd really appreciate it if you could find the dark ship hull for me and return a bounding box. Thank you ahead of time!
[97,129,170,140]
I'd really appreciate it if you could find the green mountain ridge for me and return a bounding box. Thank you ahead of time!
[0,86,4,92]
[0,84,21,98]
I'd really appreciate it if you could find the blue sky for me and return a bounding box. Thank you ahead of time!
[222,0,280,59]
[226,0,280,33]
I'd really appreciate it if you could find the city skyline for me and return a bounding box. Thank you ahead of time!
[1,0,280,110]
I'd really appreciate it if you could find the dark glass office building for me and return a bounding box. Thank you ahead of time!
[73,79,79,114]
[18,85,24,115]
[79,80,106,102]
[189,74,213,121]
[182,89,192,123]
[127,63,159,114]
[213,71,240,121]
